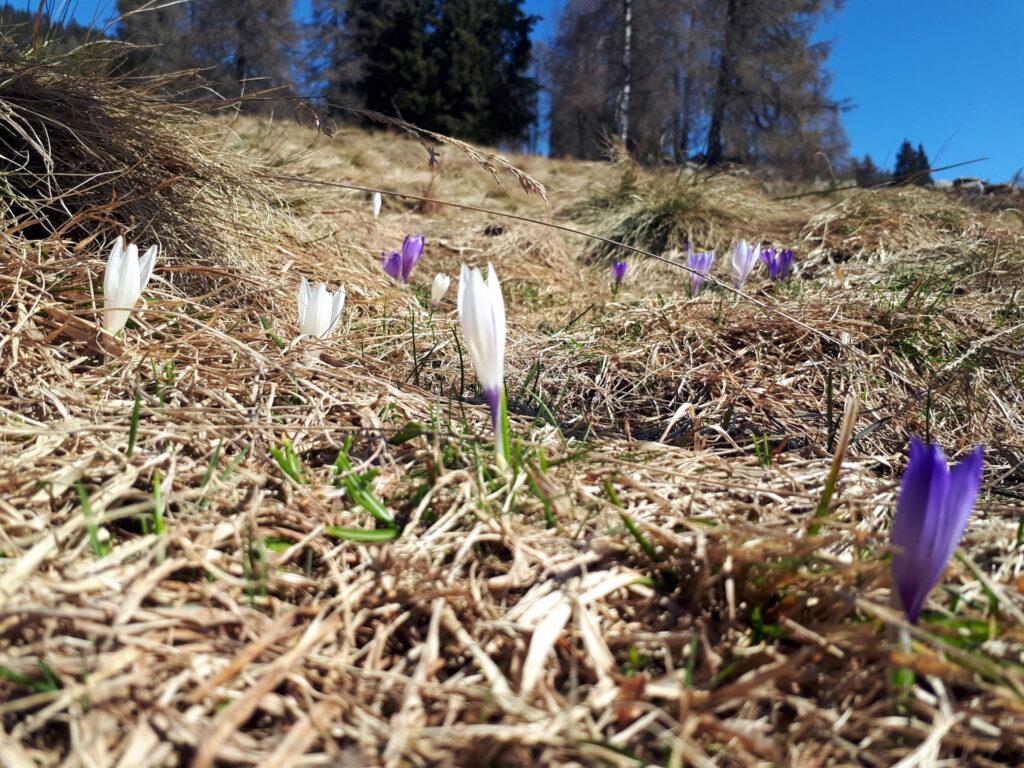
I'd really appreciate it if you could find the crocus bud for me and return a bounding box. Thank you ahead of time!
[431,273,451,305]
[103,236,158,335]
[372,191,382,219]
[381,234,425,284]
[731,240,759,289]
[688,248,714,297]
[457,263,507,465]
[777,249,795,280]
[612,261,628,285]
[400,234,424,282]
[891,437,984,623]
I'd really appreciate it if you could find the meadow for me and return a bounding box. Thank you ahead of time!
[2,46,1024,767]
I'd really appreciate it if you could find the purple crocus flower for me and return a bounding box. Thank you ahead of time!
[891,436,984,623]
[381,234,425,284]
[400,234,424,282]
[759,247,796,281]
[777,249,795,279]
[688,248,714,297]
[612,261,628,285]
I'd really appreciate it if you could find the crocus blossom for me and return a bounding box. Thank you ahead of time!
[612,261,628,286]
[381,234,425,283]
[759,247,795,281]
[891,436,984,623]
[372,192,382,219]
[431,273,451,305]
[688,246,714,296]
[103,236,158,335]
[457,263,507,465]
[731,240,759,289]
[298,277,346,339]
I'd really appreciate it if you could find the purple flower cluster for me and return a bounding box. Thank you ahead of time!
[382,234,425,283]
[759,247,795,282]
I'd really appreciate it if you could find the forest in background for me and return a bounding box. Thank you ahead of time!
[3,0,928,181]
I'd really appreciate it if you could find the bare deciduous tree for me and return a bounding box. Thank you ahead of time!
[117,0,296,107]
[548,0,848,176]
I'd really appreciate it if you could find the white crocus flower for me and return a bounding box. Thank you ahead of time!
[372,191,382,219]
[297,277,345,340]
[731,239,760,289]
[431,272,451,305]
[103,236,158,335]
[458,263,507,466]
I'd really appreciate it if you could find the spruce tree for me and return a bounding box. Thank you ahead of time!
[1,5,93,53]
[310,0,358,111]
[430,0,538,143]
[342,0,537,144]
[344,0,438,123]
[914,143,933,185]
[894,139,917,182]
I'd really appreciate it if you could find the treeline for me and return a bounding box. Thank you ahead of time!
[114,0,852,174]
[0,5,93,53]
[850,140,933,188]
[115,0,536,146]
[4,1,939,181]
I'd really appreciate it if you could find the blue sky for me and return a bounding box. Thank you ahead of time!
[29,0,1024,181]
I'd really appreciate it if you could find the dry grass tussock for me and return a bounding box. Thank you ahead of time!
[3,44,1024,767]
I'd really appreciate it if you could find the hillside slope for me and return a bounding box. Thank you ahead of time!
[3,99,1024,766]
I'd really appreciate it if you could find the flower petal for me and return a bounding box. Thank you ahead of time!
[892,437,951,622]
[298,276,310,329]
[933,444,984,581]
[104,236,125,299]
[139,245,158,290]
[328,285,346,334]
[382,251,402,281]
[401,234,424,282]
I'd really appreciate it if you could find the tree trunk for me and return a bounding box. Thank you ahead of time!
[616,0,632,147]
[706,0,739,165]
[679,71,692,162]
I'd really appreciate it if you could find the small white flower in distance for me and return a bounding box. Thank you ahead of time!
[431,272,451,305]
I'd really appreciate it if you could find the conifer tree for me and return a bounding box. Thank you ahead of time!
[915,143,933,185]
[343,0,438,122]
[1,5,93,53]
[341,0,537,144]
[894,139,917,182]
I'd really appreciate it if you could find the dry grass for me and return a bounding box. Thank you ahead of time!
[3,44,1024,766]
